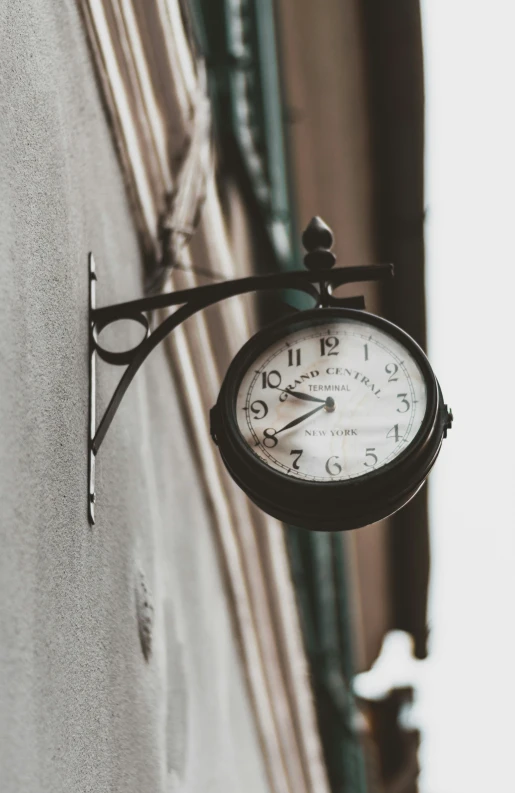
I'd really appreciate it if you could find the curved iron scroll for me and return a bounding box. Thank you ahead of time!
[88,227,393,524]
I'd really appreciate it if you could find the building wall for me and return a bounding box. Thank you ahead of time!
[0,3,268,791]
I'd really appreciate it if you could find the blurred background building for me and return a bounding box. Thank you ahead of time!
[1,2,429,792]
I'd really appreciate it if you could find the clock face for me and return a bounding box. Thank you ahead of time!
[235,317,428,482]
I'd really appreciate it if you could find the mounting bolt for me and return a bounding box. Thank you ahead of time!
[210,406,219,445]
[443,405,453,438]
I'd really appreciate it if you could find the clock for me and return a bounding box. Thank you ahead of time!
[210,307,452,531]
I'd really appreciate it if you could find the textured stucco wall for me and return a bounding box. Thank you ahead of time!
[0,3,268,792]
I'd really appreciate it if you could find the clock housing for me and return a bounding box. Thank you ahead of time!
[211,308,451,531]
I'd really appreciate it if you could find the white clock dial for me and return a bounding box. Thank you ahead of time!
[236,318,428,481]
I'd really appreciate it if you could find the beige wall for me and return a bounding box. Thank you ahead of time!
[0,3,269,791]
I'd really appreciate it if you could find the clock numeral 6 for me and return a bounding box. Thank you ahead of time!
[325,456,342,476]
[364,448,378,467]
[250,400,268,419]
[261,370,281,389]
[320,336,339,356]
[396,394,410,413]
[290,449,303,470]
[263,428,278,448]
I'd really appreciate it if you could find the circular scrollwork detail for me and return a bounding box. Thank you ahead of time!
[93,313,150,366]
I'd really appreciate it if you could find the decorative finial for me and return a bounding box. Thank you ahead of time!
[302,217,336,270]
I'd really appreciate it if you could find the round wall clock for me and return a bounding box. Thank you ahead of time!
[87,215,451,527]
[210,306,452,532]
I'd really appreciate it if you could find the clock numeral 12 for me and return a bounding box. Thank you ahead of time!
[320,336,339,356]
[288,348,301,366]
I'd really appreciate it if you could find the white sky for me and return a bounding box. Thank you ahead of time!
[355,2,515,791]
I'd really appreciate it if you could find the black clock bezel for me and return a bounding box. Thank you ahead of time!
[212,308,447,531]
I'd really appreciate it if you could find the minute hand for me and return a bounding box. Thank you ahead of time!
[276,403,326,435]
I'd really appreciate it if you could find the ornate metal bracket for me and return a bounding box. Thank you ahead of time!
[88,217,393,524]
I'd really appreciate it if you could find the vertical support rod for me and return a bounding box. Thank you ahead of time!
[88,254,97,525]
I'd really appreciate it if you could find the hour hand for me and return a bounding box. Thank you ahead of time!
[275,387,326,404]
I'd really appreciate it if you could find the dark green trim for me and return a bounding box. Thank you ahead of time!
[191,0,299,271]
[287,530,368,793]
[190,2,368,788]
